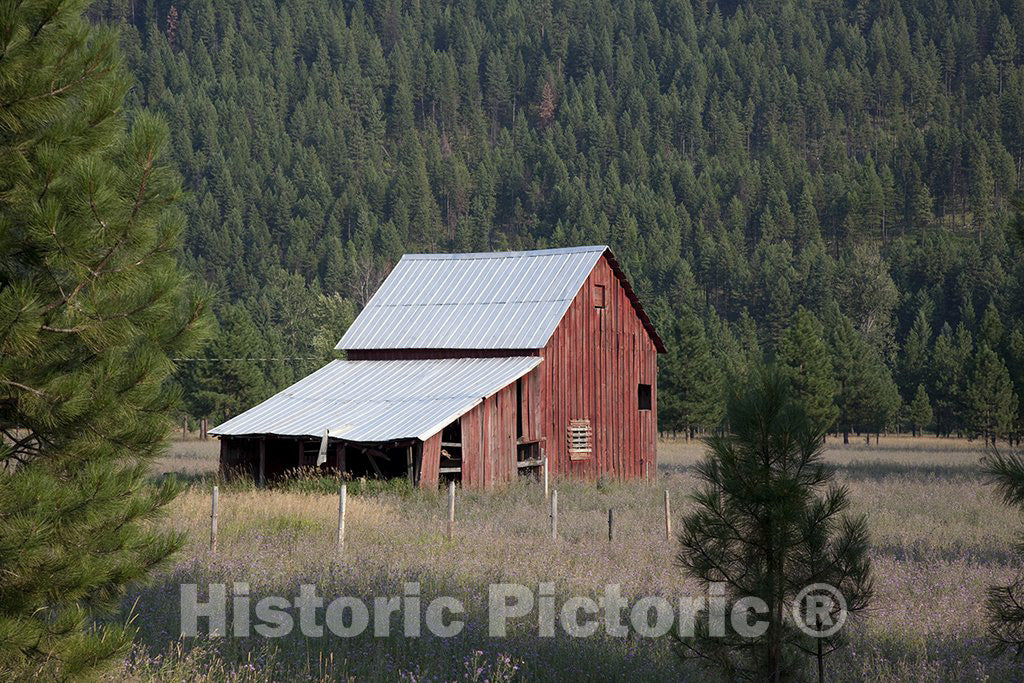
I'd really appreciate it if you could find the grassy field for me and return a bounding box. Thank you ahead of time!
[111,436,1022,681]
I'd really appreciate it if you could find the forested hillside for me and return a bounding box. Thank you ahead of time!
[91,0,1024,440]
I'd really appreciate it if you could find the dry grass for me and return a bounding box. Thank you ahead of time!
[153,439,220,476]
[111,436,1022,681]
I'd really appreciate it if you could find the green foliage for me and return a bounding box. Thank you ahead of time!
[899,308,931,403]
[967,345,1019,444]
[908,384,934,436]
[677,367,872,679]
[981,301,1005,350]
[272,467,415,497]
[776,307,838,431]
[930,324,974,436]
[982,448,1024,655]
[0,1,207,678]
[75,0,1024,430]
[660,313,723,436]
[828,308,900,442]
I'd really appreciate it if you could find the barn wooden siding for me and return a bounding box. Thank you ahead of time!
[411,254,657,489]
[419,431,442,488]
[417,367,542,489]
[539,255,658,481]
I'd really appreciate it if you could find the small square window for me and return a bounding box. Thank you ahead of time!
[568,419,592,459]
[638,384,652,411]
[594,284,606,309]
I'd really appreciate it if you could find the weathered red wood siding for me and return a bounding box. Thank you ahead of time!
[437,367,541,490]
[453,381,513,489]
[539,254,658,481]
[521,367,544,443]
[419,432,442,489]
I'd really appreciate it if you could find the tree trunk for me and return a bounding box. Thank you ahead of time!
[817,619,824,682]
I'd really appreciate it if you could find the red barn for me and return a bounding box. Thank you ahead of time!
[211,246,665,489]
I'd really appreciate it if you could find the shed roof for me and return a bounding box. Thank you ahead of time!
[208,356,542,442]
[336,245,662,352]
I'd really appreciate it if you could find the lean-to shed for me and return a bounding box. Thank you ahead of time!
[211,245,665,489]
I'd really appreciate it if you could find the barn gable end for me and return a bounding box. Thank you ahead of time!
[538,252,660,481]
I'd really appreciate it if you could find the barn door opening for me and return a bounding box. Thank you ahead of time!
[439,420,463,483]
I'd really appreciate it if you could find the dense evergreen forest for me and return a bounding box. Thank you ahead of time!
[90,0,1024,441]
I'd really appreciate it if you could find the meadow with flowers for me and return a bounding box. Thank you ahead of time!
[112,437,1021,681]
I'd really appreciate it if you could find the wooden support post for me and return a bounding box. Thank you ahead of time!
[608,508,614,543]
[258,438,266,487]
[218,439,227,478]
[407,445,414,483]
[182,416,187,440]
[447,481,456,540]
[366,449,384,478]
[543,455,549,500]
[201,417,208,440]
[336,483,346,554]
[664,489,672,540]
[550,490,558,541]
[210,486,219,554]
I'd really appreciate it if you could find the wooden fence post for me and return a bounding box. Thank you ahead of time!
[608,508,614,543]
[447,481,456,540]
[550,489,558,540]
[336,483,346,554]
[543,455,549,500]
[664,489,672,540]
[210,485,219,554]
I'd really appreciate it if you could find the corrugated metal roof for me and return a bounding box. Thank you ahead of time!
[209,356,542,442]
[336,245,607,350]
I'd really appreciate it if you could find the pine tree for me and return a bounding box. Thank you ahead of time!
[1009,328,1024,442]
[662,314,724,438]
[994,15,1018,93]
[0,2,207,677]
[908,384,934,436]
[981,301,1005,349]
[179,304,273,424]
[828,310,874,443]
[865,367,901,441]
[899,308,931,402]
[677,367,872,680]
[776,307,838,431]
[982,444,1024,654]
[967,344,1018,444]
[930,324,973,437]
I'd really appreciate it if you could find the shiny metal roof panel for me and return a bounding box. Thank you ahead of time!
[209,356,543,441]
[336,246,607,350]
